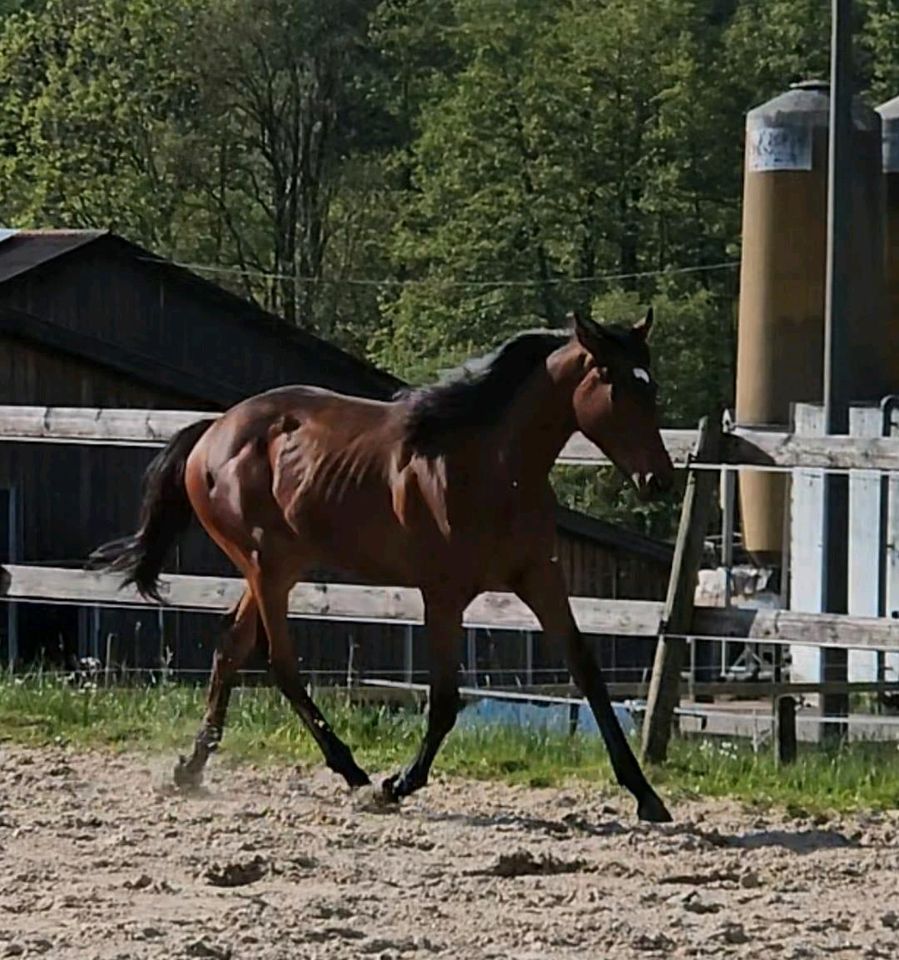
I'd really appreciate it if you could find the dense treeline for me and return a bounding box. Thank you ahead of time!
[1,1,896,534]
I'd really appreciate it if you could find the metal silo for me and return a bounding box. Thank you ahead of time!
[735,80,887,565]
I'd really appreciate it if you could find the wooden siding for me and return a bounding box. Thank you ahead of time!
[550,531,670,684]
[0,334,221,667]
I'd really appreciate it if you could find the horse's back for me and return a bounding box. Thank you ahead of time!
[184,382,552,592]
[199,385,395,462]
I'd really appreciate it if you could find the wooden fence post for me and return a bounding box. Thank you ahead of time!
[641,414,722,763]
[403,625,414,685]
[776,695,798,765]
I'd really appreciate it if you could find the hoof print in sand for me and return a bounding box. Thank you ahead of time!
[203,855,267,888]
[474,848,592,878]
[184,940,232,959]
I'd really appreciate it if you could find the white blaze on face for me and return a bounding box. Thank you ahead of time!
[633,367,651,384]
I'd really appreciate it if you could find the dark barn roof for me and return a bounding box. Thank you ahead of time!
[0,229,401,406]
[0,229,104,284]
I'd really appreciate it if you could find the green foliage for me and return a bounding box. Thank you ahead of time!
[375,0,739,382]
[0,0,206,246]
[0,0,388,337]
[0,0,43,14]
[862,0,899,103]
[551,463,684,540]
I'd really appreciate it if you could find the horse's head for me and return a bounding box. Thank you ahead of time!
[570,308,674,501]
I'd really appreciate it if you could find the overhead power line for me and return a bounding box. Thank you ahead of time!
[144,257,740,289]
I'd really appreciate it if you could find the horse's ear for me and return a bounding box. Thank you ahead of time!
[633,306,653,340]
[570,310,603,350]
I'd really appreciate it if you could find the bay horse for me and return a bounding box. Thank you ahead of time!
[92,309,675,821]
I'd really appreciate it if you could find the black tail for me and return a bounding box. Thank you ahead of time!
[89,418,216,602]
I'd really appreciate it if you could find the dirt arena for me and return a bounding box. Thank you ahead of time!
[1,744,898,959]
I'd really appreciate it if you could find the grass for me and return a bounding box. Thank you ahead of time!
[1,673,898,814]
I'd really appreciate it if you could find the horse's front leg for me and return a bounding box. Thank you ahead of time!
[515,559,672,823]
[382,596,462,801]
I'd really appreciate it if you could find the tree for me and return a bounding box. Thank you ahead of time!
[371,3,735,372]
[0,0,209,251]
[184,0,391,329]
[368,0,749,534]
[0,1,44,13]
[4,0,899,537]
[862,0,899,103]
[0,0,393,341]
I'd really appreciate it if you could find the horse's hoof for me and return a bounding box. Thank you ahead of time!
[346,769,372,791]
[637,791,673,823]
[380,775,403,804]
[173,756,203,790]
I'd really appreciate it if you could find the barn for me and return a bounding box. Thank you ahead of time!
[0,229,672,683]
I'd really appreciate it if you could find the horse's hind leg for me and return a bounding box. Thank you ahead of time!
[174,589,259,788]
[251,571,370,789]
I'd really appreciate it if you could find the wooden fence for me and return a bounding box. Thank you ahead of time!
[3,404,899,762]
[4,562,899,651]
[5,404,899,469]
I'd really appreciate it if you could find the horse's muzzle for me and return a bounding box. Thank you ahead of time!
[632,471,673,501]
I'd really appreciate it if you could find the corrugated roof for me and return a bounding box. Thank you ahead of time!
[0,229,107,284]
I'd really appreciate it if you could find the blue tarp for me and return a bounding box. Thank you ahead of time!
[456,696,636,738]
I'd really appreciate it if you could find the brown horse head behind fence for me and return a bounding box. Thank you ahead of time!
[93,309,675,821]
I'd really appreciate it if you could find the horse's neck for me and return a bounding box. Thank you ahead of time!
[498,343,581,479]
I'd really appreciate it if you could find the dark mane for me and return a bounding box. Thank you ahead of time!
[397,330,569,455]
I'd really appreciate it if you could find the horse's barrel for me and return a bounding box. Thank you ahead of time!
[735,80,888,565]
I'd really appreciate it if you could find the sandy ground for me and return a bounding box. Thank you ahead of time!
[1,745,898,960]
